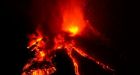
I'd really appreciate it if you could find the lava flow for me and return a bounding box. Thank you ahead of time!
[21,0,114,75]
[22,28,114,75]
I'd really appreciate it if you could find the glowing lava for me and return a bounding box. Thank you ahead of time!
[60,0,86,37]
[68,26,79,36]
[22,30,114,75]
[21,0,114,75]
[22,30,56,75]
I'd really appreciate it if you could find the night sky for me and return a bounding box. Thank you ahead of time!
[1,0,133,75]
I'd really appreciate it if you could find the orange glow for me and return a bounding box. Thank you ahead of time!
[74,47,114,71]
[23,63,31,71]
[68,26,79,36]
[60,0,86,36]
[32,69,44,75]
[22,32,114,75]
[27,29,43,49]
[22,29,56,75]
[29,67,56,75]
[22,0,114,75]
[73,47,88,57]
[54,34,65,49]
[39,51,45,57]
[68,52,80,75]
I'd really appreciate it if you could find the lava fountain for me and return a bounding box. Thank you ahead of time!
[59,0,86,36]
[21,0,114,75]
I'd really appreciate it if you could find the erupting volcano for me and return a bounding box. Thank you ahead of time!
[21,0,114,75]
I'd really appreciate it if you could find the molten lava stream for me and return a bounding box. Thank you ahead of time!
[22,31,114,75]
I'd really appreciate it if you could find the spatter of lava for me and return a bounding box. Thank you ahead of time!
[21,28,114,75]
[21,0,114,75]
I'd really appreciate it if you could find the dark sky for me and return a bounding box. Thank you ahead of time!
[1,0,133,75]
